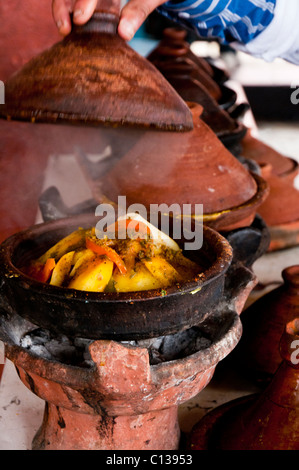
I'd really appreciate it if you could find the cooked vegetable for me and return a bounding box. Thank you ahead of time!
[142,256,183,286]
[23,214,201,293]
[112,263,163,292]
[27,258,56,283]
[86,237,127,275]
[68,257,114,292]
[37,228,88,264]
[50,251,75,287]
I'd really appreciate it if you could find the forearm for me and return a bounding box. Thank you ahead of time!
[236,0,299,65]
[157,0,276,46]
[158,0,299,65]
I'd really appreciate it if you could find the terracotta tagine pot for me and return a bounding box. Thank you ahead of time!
[241,131,299,183]
[155,62,245,155]
[256,163,299,250]
[152,27,230,85]
[258,163,299,226]
[187,318,299,450]
[150,27,215,78]
[151,56,222,103]
[234,265,299,381]
[100,103,269,232]
[147,27,221,101]
[0,0,193,131]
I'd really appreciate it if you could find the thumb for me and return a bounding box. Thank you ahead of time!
[118,0,167,41]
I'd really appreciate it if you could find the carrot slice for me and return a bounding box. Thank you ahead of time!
[27,258,56,283]
[86,238,127,275]
[40,258,56,282]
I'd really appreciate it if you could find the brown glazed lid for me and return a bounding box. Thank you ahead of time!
[0,0,193,132]
[101,103,258,215]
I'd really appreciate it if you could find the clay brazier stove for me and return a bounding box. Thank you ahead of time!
[0,206,259,450]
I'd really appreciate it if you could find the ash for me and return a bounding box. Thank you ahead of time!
[20,326,212,367]
[20,329,93,368]
[129,328,211,365]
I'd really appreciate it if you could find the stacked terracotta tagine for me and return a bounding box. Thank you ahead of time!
[100,103,268,233]
[241,132,299,251]
[235,265,299,382]
[147,27,246,156]
[187,318,299,450]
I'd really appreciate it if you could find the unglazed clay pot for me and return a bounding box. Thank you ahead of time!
[235,265,299,381]
[241,132,299,183]
[187,318,299,450]
[155,63,245,151]
[257,163,299,227]
[100,103,269,232]
[147,27,221,101]
[155,27,215,77]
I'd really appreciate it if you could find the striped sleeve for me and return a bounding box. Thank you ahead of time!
[157,0,277,45]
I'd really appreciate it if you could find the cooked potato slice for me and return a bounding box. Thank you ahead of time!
[69,249,95,277]
[38,228,87,264]
[113,263,163,292]
[50,251,75,287]
[142,256,183,286]
[68,257,113,292]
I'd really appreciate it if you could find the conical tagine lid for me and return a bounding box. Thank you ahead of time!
[101,103,259,215]
[0,0,193,132]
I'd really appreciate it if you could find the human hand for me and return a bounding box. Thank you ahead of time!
[52,0,168,41]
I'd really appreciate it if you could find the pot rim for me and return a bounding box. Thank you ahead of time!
[191,172,269,223]
[0,213,233,302]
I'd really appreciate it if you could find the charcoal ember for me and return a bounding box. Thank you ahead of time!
[20,328,92,367]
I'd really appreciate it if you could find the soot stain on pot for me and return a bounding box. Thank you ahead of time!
[80,388,109,416]
[96,416,116,441]
[22,369,38,395]
[56,406,66,429]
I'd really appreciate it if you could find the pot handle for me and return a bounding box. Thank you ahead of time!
[225,215,270,268]
[95,0,121,17]
[71,0,121,34]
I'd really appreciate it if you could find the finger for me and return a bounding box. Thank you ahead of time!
[52,0,74,35]
[72,0,98,25]
[118,0,167,41]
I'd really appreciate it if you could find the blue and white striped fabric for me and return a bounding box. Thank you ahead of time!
[157,0,277,45]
